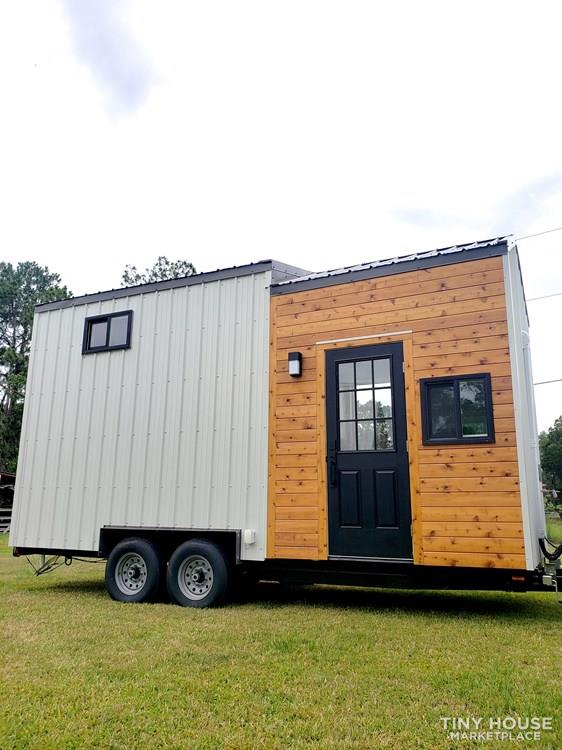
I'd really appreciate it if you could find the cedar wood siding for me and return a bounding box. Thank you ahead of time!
[267,255,525,569]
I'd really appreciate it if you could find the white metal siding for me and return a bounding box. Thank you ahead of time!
[503,247,545,570]
[10,272,271,560]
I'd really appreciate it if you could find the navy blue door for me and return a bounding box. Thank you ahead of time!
[326,342,412,559]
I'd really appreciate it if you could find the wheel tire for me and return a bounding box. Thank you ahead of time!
[105,538,162,603]
[166,539,229,608]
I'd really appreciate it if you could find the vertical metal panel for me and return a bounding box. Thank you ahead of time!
[10,271,271,560]
[503,249,544,570]
[175,283,204,529]
[10,309,46,546]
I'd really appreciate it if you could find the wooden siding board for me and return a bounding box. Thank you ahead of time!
[415,363,513,380]
[275,507,321,520]
[419,462,519,478]
[275,405,317,418]
[417,446,518,463]
[276,519,320,532]
[421,521,523,538]
[276,283,506,328]
[275,532,319,545]
[267,255,524,568]
[492,404,515,419]
[422,551,526,568]
[421,507,523,523]
[275,442,317,455]
[274,454,319,467]
[412,321,509,345]
[276,417,317,431]
[275,393,316,406]
[275,256,504,306]
[276,295,508,338]
[277,308,508,350]
[276,382,317,395]
[275,269,506,317]
[275,468,318,480]
[422,537,525,554]
[273,546,322,559]
[414,348,510,371]
[413,334,509,357]
[276,429,319,443]
[419,477,520,493]
[273,494,319,507]
[419,492,521,506]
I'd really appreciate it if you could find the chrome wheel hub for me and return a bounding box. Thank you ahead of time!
[178,555,214,600]
[115,552,148,595]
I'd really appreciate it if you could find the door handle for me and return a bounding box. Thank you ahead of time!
[329,458,338,487]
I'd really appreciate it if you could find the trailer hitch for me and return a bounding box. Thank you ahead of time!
[25,554,72,576]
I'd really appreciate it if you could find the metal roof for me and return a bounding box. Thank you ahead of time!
[36,259,309,313]
[34,235,511,312]
[271,236,511,295]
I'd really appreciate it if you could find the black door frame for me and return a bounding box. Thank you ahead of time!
[325,341,413,561]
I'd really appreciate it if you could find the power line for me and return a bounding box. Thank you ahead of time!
[515,226,562,242]
[527,291,562,302]
[534,378,562,386]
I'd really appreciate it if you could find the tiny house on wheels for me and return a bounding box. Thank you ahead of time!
[9,237,561,606]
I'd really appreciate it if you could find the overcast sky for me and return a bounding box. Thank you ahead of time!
[1,1,561,430]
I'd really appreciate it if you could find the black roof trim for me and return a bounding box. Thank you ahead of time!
[270,238,510,296]
[36,259,308,313]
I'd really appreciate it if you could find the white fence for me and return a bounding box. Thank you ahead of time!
[0,508,12,533]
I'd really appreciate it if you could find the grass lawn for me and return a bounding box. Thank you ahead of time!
[0,535,560,750]
[546,516,562,544]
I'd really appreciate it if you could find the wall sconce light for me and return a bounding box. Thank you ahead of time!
[288,351,302,377]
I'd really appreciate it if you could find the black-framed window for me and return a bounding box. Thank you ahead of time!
[82,310,133,354]
[420,373,494,445]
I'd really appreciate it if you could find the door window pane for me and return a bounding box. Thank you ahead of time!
[355,360,373,389]
[428,384,456,438]
[376,420,394,450]
[374,388,392,418]
[374,358,391,387]
[337,356,395,451]
[89,320,107,348]
[460,379,488,436]
[357,421,375,451]
[339,391,356,420]
[108,314,129,347]
[338,362,355,391]
[340,421,357,451]
[356,390,374,419]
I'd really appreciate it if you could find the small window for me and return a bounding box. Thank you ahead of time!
[82,311,133,354]
[421,373,494,444]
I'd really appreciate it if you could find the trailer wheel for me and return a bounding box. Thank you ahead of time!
[105,538,162,603]
[166,539,229,608]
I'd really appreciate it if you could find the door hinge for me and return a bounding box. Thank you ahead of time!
[402,361,405,373]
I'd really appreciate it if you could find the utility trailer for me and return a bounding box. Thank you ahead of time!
[9,237,561,606]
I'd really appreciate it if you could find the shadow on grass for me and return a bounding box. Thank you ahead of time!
[235,582,561,623]
[21,576,560,622]
[26,578,106,595]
